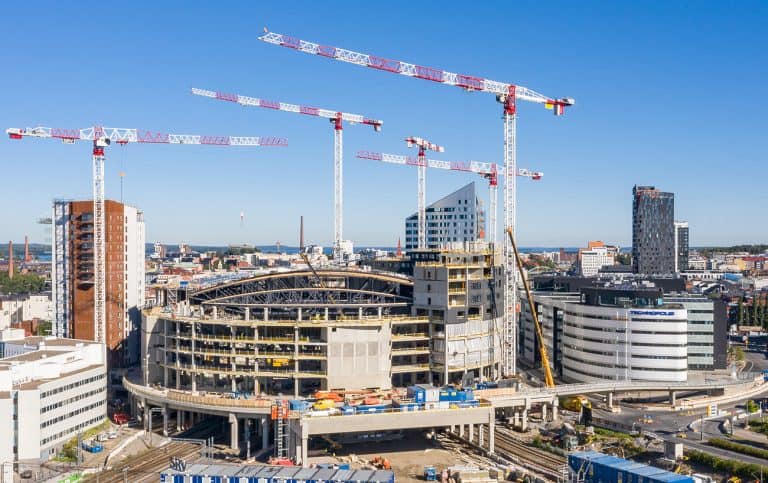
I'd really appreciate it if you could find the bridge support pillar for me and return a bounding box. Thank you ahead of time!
[479,425,484,446]
[608,392,614,410]
[552,398,559,421]
[262,416,269,450]
[245,418,252,460]
[162,404,169,436]
[177,409,184,432]
[541,403,547,421]
[301,434,308,466]
[489,414,495,453]
[458,424,464,438]
[449,424,455,434]
[670,390,677,407]
[229,413,239,451]
[520,409,528,432]
[468,423,474,443]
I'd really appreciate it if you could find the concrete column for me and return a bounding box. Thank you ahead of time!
[324,307,329,320]
[378,306,383,319]
[521,409,528,432]
[213,306,218,319]
[264,307,269,321]
[478,424,484,446]
[262,417,269,449]
[245,307,250,321]
[513,411,519,428]
[608,392,614,409]
[449,424,455,433]
[297,308,302,321]
[191,374,197,393]
[670,390,677,406]
[552,398,559,421]
[177,410,184,432]
[301,434,308,466]
[458,424,464,438]
[541,403,548,422]
[468,423,474,443]
[142,398,148,431]
[245,419,252,460]
[162,405,169,436]
[489,414,495,453]
[231,376,237,392]
[229,413,239,451]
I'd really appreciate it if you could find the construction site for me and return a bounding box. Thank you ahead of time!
[8,21,754,483]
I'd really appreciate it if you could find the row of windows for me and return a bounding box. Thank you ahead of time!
[41,373,106,399]
[41,415,104,446]
[41,386,105,413]
[41,400,105,429]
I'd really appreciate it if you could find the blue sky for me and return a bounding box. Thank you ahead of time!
[1,1,765,248]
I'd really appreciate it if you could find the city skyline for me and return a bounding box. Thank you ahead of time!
[0,1,766,247]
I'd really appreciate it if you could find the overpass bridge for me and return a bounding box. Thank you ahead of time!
[124,373,765,465]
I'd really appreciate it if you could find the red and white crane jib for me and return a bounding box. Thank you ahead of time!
[356,151,542,180]
[191,88,383,132]
[6,126,286,147]
[258,31,574,114]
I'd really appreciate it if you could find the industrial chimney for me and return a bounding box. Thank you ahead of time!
[7,241,13,279]
[24,235,31,262]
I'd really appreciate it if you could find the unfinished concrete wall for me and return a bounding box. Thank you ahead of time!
[326,324,392,390]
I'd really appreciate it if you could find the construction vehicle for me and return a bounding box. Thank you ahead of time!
[313,399,337,411]
[192,87,382,264]
[370,456,391,470]
[259,29,574,377]
[506,227,555,387]
[560,395,591,413]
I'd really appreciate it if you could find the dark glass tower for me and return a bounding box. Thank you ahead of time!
[632,185,675,274]
[674,221,689,272]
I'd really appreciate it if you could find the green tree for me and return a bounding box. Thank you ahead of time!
[746,400,759,413]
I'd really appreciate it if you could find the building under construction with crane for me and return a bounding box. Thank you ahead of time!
[141,242,505,397]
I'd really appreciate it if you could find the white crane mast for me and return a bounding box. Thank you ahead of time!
[258,30,573,377]
[7,126,282,345]
[192,88,382,264]
[404,137,444,249]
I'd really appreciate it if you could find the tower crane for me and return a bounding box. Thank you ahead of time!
[191,87,383,264]
[356,151,542,247]
[258,30,574,376]
[6,126,284,345]
[405,137,444,249]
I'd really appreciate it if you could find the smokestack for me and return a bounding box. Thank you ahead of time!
[299,216,304,250]
[24,235,30,262]
[397,238,402,257]
[7,241,13,279]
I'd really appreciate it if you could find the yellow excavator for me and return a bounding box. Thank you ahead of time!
[506,227,555,388]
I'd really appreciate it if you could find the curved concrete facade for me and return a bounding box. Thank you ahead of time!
[561,305,688,383]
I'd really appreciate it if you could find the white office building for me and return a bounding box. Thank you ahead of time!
[0,294,53,329]
[520,285,689,383]
[404,182,485,250]
[0,335,106,471]
[666,295,715,370]
[577,242,618,277]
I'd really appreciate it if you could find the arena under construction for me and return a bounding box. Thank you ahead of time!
[141,243,505,398]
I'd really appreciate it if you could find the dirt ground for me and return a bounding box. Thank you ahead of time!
[308,430,472,482]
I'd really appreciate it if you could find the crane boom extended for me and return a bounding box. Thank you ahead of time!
[191,87,382,265]
[7,125,280,346]
[258,31,574,112]
[356,151,542,244]
[506,227,555,388]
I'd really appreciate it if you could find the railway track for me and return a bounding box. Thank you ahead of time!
[83,441,201,483]
[472,424,568,482]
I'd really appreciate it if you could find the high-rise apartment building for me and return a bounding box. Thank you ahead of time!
[632,185,675,275]
[674,221,689,272]
[52,199,145,367]
[404,182,485,250]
